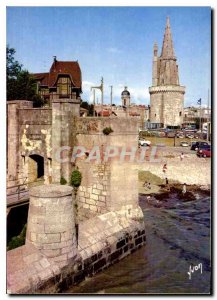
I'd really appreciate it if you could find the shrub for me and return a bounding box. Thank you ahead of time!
[70,170,82,187]
[60,176,67,185]
[7,224,27,251]
[103,127,113,135]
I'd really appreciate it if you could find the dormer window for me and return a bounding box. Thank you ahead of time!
[57,76,71,98]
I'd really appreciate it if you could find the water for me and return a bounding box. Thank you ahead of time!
[64,194,211,294]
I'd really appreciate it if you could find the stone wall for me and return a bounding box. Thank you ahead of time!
[77,162,110,220]
[75,117,139,221]
[7,185,145,294]
[19,108,52,184]
[149,85,185,126]
[7,101,34,186]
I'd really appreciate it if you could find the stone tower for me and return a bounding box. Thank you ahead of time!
[121,86,131,107]
[149,17,185,127]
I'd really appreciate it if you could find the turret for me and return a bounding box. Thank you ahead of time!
[161,16,176,59]
[158,16,179,85]
[152,42,158,86]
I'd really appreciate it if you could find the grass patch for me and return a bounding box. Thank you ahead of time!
[138,170,179,185]
[138,170,164,185]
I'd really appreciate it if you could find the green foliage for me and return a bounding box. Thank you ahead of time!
[102,126,114,135]
[6,46,44,107]
[7,224,27,251]
[60,176,67,185]
[70,170,82,187]
[80,101,95,116]
[7,46,22,79]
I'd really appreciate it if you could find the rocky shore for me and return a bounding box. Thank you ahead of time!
[138,146,211,209]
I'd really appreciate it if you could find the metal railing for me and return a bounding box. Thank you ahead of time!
[7,178,44,207]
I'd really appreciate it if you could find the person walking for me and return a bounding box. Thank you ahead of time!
[180,152,184,161]
[165,177,170,191]
[182,183,187,194]
[162,163,167,178]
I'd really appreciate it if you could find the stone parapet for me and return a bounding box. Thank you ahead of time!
[149,85,185,94]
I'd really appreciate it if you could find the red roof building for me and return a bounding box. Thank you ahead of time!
[33,57,82,103]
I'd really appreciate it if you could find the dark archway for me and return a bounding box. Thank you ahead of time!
[7,204,29,245]
[28,154,44,181]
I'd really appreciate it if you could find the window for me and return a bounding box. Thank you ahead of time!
[57,76,71,97]
[179,111,182,116]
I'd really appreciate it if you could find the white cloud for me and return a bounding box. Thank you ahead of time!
[107,47,121,54]
[82,80,95,88]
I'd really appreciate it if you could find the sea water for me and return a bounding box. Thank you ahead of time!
[64,195,211,294]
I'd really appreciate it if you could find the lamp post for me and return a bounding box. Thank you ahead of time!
[110,85,113,115]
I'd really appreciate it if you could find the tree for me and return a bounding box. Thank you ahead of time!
[80,101,94,116]
[7,47,22,79]
[6,46,45,107]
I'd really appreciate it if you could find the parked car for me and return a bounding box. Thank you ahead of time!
[180,141,189,147]
[197,146,211,158]
[186,134,194,139]
[139,139,151,147]
[176,133,184,138]
[191,141,209,151]
[167,132,175,138]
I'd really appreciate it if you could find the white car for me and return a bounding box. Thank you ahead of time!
[180,141,189,147]
[139,139,151,146]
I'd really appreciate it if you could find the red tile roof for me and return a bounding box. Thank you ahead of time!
[129,112,140,116]
[33,60,82,89]
[98,110,111,117]
[49,61,81,88]
[33,73,49,86]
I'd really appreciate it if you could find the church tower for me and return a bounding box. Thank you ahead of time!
[149,17,185,127]
[121,86,131,107]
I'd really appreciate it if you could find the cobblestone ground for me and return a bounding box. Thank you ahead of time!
[138,146,211,187]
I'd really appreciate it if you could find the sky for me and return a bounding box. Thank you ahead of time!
[6,6,211,107]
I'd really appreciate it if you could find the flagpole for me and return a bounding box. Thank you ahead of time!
[207,89,209,141]
[199,98,202,133]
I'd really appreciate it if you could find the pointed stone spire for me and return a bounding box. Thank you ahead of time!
[161,16,176,59]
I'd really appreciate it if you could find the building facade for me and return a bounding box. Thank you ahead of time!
[149,17,185,128]
[183,106,211,128]
[33,57,82,105]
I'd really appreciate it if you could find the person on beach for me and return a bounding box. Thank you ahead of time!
[162,164,167,178]
[165,177,170,191]
[180,152,184,161]
[182,183,187,194]
[148,182,151,190]
[143,181,148,189]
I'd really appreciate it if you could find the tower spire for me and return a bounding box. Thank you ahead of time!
[161,16,176,58]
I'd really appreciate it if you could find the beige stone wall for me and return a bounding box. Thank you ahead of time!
[75,117,140,221]
[163,92,184,126]
[18,108,52,184]
[150,93,163,124]
[26,185,77,265]
[149,85,185,126]
[77,162,110,219]
[7,101,34,186]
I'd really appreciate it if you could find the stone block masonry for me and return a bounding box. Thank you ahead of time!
[77,162,111,220]
[7,185,146,294]
[26,185,77,262]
